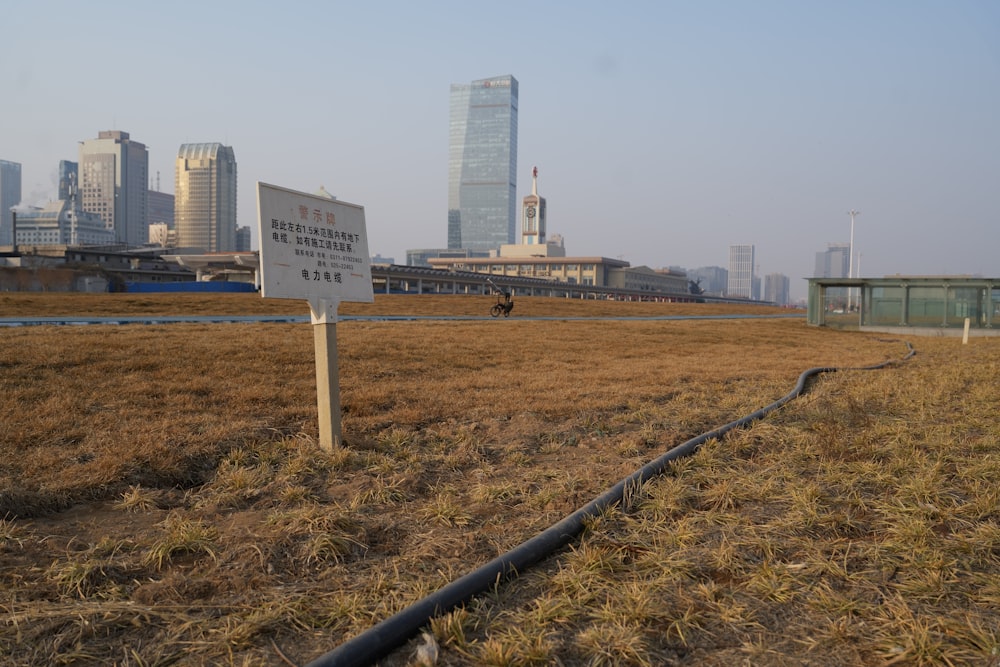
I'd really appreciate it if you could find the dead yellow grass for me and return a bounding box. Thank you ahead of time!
[1,293,996,666]
[0,291,794,318]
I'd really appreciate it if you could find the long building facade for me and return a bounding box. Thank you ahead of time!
[11,200,114,247]
[175,143,237,253]
[426,255,690,295]
[448,74,518,253]
[78,131,149,246]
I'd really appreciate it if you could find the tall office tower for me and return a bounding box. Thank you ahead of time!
[79,131,149,246]
[727,244,756,299]
[521,166,546,245]
[0,160,21,246]
[814,243,850,278]
[175,143,237,252]
[764,272,791,305]
[448,74,518,252]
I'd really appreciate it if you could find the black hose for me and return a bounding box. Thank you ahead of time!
[305,341,915,667]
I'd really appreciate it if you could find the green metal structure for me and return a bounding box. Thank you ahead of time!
[807,277,999,332]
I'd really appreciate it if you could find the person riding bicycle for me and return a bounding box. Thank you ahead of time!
[487,278,514,317]
[499,289,513,314]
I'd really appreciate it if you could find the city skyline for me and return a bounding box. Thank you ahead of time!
[2,1,998,302]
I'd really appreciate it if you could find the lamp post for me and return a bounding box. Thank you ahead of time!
[847,209,860,310]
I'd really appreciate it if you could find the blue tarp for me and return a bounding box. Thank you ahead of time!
[123,281,257,293]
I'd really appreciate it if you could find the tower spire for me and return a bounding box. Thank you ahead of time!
[531,166,538,196]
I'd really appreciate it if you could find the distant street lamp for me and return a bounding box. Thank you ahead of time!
[847,209,860,310]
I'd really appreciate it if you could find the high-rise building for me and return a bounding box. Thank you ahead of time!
[814,243,850,278]
[148,190,175,229]
[448,74,518,252]
[727,244,756,299]
[58,161,78,201]
[688,266,728,296]
[79,130,149,246]
[235,225,251,252]
[764,273,791,305]
[174,143,237,252]
[0,159,21,246]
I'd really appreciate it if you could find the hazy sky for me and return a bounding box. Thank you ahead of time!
[3,1,998,300]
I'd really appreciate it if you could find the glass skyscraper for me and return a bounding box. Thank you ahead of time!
[448,74,518,252]
[175,143,237,253]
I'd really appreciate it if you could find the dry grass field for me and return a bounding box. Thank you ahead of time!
[1,293,998,666]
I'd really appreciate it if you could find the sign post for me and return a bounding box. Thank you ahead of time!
[256,183,374,450]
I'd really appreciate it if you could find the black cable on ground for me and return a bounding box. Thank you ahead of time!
[305,340,916,667]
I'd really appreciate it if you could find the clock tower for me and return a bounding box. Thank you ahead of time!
[521,166,546,245]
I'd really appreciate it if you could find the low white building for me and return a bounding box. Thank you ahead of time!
[14,200,114,247]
